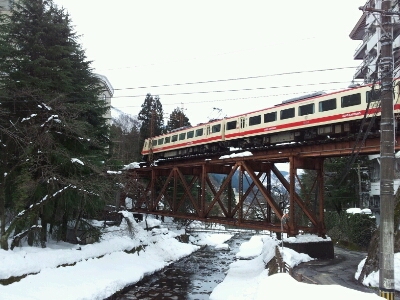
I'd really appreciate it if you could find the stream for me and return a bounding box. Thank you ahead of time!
[111,232,254,300]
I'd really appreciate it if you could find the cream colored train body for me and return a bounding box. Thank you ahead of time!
[142,83,400,161]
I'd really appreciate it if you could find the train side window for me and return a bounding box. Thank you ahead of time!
[171,135,178,142]
[165,136,170,144]
[341,93,361,108]
[319,98,336,112]
[249,115,261,126]
[179,133,186,140]
[280,107,295,120]
[366,89,381,103]
[152,140,157,147]
[187,131,194,139]
[196,128,203,137]
[264,112,277,123]
[158,138,164,145]
[299,103,314,116]
[212,124,221,133]
[226,120,237,130]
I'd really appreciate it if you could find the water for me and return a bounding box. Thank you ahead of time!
[111,233,251,300]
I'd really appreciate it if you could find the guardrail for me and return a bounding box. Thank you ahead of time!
[275,246,318,284]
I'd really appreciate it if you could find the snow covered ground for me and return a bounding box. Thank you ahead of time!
[0,212,385,299]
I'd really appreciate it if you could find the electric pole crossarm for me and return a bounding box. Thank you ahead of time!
[359,6,400,15]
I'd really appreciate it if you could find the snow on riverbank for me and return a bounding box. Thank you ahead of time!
[0,213,230,300]
[0,213,384,299]
[210,234,382,300]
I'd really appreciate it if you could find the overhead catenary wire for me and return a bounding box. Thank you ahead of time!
[112,66,359,91]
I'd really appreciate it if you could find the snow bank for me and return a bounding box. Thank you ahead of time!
[0,213,200,300]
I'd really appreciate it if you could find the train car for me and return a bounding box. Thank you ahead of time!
[223,84,390,148]
[142,118,227,160]
[142,82,400,161]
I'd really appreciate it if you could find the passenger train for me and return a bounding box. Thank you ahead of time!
[141,82,400,161]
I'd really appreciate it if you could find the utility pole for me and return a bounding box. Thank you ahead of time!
[378,0,395,298]
[360,1,395,299]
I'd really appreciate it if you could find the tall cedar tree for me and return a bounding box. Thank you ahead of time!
[138,94,164,154]
[0,0,112,249]
[166,107,191,132]
[110,113,142,164]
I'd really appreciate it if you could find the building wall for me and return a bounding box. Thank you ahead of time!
[0,0,11,14]
[95,74,114,126]
[350,1,400,217]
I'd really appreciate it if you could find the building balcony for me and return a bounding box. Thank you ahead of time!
[354,40,367,60]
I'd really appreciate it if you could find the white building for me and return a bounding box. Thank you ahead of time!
[350,0,400,215]
[95,74,114,126]
[0,0,11,14]
[350,0,400,82]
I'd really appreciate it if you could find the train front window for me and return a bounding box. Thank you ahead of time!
[366,89,381,103]
[196,128,203,137]
[341,93,361,108]
[264,112,276,123]
[299,103,314,116]
[226,120,237,130]
[179,133,186,140]
[158,138,164,145]
[319,98,336,112]
[249,115,261,126]
[171,135,178,142]
[212,124,221,133]
[280,107,295,120]
[165,136,170,144]
[187,131,194,138]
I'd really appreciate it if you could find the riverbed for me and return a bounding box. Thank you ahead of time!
[111,232,253,299]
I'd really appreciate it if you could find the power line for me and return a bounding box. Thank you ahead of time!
[112,87,351,110]
[111,81,351,99]
[113,66,359,91]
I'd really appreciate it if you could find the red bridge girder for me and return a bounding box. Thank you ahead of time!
[121,136,400,236]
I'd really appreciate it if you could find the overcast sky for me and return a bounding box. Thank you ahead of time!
[53,0,365,125]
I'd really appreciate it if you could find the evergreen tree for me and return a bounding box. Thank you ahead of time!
[137,94,164,151]
[0,0,112,249]
[166,107,191,132]
[110,113,141,164]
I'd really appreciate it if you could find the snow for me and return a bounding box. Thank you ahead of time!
[0,213,386,299]
[355,253,400,290]
[346,207,372,215]
[71,158,84,165]
[219,151,253,159]
[123,162,140,169]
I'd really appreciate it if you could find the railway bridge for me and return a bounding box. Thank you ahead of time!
[121,136,400,238]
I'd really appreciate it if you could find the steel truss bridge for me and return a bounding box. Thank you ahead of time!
[121,137,400,237]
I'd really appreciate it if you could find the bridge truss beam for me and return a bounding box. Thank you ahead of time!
[121,136,400,236]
